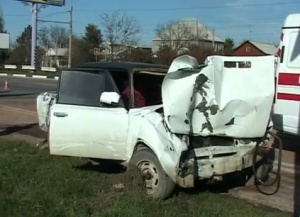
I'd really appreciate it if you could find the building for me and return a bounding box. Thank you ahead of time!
[233,40,278,57]
[42,48,68,67]
[98,42,152,60]
[152,18,224,54]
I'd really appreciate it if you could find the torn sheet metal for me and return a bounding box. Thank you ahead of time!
[36,91,57,132]
[167,55,199,73]
[162,55,275,138]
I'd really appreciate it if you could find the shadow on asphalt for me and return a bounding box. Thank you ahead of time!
[0,123,38,136]
[273,132,300,217]
[0,123,47,139]
[295,153,300,217]
[0,92,38,97]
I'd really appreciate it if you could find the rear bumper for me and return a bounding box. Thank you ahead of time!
[191,143,263,179]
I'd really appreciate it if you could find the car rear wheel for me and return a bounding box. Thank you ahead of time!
[129,148,175,200]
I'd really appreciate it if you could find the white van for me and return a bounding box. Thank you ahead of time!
[273,13,300,135]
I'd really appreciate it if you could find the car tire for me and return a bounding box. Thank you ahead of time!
[129,148,176,200]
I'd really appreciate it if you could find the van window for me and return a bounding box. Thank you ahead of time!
[286,31,300,68]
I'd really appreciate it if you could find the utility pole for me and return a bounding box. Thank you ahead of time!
[196,20,199,46]
[249,25,252,40]
[31,3,38,69]
[212,28,215,51]
[68,6,73,68]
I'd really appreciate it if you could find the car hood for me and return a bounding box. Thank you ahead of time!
[161,55,275,138]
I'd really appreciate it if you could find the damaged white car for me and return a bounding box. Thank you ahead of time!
[37,55,275,199]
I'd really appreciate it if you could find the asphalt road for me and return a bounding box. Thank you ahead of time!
[0,76,56,138]
[0,76,57,99]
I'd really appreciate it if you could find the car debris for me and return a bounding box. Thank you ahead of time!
[36,55,275,200]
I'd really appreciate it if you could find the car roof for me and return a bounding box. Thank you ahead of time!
[71,61,169,72]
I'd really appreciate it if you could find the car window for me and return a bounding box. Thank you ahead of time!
[104,72,126,108]
[104,73,117,92]
[57,70,104,107]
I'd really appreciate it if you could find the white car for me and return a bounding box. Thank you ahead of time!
[37,55,275,199]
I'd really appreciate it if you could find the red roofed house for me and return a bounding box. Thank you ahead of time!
[233,40,278,57]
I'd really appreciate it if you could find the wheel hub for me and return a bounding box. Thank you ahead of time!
[138,160,159,194]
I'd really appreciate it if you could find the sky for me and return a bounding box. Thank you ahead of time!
[1,0,300,47]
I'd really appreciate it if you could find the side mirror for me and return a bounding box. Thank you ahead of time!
[100,91,120,105]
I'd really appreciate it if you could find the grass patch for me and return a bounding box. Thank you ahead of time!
[0,139,290,217]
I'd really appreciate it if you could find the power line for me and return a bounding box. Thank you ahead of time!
[74,30,279,37]
[40,11,69,19]
[4,0,298,17]
[4,17,283,32]
[2,0,290,45]
[4,14,29,17]
[4,11,68,18]
[142,23,282,31]
[74,1,300,12]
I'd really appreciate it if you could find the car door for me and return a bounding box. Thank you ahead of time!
[49,68,129,160]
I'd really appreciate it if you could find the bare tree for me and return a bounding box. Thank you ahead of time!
[0,5,4,33]
[39,25,68,49]
[155,20,208,52]
[100,11,140,59]
[39,27,51,49]
[39,25,68,64]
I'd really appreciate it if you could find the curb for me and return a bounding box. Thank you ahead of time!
[0,73,58,80]
[13,74,26,77]
[0,64,57,72]
[0,89,11,92]
[32,75,47,79]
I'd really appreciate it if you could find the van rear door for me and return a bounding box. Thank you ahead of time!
[273,13,300,135]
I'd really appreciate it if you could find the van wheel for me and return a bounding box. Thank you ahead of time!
[129,148,175,200]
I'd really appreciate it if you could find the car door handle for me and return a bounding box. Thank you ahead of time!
[53,112,68,117]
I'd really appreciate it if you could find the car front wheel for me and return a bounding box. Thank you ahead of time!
[129,148,175,200]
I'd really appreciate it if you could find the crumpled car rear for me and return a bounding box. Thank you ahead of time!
[162,55,275,138]
[161,55,274,181]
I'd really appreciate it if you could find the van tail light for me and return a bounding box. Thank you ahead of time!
[274,76,277,104]
[280,46,285,63]
[277,48,282,58]
[274,32,284,104]
[278,32,284,58]
[280,32,284,41]
[277,32,285,63]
